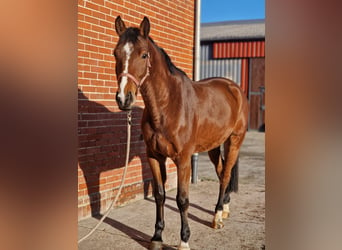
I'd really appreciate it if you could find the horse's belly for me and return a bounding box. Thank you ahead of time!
[195,125,233,152]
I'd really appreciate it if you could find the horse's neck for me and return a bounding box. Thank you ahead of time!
[141,43,192,128]
[141,81,164,128]
[141,73,179,128]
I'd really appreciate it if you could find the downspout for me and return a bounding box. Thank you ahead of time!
[191,0,201,184]
[194,0,201,82]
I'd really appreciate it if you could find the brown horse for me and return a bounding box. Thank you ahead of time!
[113,16,248,250]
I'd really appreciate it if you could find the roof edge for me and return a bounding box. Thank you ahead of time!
[201,19,265,27]
[201,37,265,42]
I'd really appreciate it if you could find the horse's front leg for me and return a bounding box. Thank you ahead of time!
[176,157,191,250]
[148,152,167,250]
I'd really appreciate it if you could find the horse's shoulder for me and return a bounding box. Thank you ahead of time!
[141,116,179,158]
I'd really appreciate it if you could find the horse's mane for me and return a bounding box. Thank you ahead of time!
[148,37,188,77]
[157,45,187,76]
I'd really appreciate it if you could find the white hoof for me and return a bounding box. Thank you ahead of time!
[178,240,190,250]
[212,210,224,229]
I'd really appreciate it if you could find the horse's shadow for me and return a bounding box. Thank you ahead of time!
[96,215,177,249]
[78,88,152,217]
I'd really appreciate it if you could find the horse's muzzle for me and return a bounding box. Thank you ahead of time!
[116,91,134,110]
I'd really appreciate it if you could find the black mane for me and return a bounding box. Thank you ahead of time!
[157,46,187,76]
[149,37,187,76]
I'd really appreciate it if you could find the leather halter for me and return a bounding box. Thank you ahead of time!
[118,53,151,89]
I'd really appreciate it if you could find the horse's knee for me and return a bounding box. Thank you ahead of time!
[154,185,165,204]
[176,194,189,211]
[154,191,165,203]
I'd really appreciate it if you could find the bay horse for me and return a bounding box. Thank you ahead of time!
[113,16,248,250]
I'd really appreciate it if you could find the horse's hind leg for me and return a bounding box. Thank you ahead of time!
[222,157,239,219]
[208,146,223,178]
[212,133,245,229]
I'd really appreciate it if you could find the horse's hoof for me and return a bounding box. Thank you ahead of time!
[178,246,191,250]
[222,211,230,219]
[212,211,224,229]
[150,241,163,250]
[178,240,190,250]
[212,220,224,229]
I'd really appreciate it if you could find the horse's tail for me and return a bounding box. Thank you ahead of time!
[226,156,239,193]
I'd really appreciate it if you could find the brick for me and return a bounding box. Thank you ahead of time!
[83,58,98,66]
[78,20,91,30]
[99,20,112,29]
[78,64,90,72]
[84,15,100,25]
[99,47,111,55]
[97,73,110,80]
[98,61,111,68]
[85,1,100,11]
[78,6,92,16]
[90,52,104,60]
[84,29,99,39]
[85,44,99,52]
[84,72,97,79]
[91,24,105,34]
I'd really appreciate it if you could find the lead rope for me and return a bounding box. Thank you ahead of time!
[78,110,132,244]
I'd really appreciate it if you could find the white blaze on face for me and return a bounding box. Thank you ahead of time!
[118,42,134,103]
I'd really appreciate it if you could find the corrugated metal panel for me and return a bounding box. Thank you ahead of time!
[200,44,242,85]
[213,40,265,59]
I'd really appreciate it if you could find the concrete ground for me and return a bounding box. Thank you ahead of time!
[78,131,265,249]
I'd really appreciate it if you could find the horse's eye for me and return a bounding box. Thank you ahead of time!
[142,53,148,59]
[113,50,119,58]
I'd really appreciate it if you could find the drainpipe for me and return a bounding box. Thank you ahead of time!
[191,0,201,184]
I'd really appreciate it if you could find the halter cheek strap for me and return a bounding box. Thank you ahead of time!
[118,53,151,89]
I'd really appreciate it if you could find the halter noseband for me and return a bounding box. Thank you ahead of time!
[118,53,151,89]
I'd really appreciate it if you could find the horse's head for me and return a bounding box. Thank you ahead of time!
[114,16,151,110]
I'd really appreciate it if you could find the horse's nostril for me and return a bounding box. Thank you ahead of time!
[124,92,133,107]
[127,92,133,102]
[116,91,134,110]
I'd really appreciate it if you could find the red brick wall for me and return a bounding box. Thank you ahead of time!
[78,0,195,219]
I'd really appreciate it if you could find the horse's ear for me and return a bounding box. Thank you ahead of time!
[115,16,126,36]
[140,16,150,38]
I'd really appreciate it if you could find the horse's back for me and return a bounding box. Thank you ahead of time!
[194,77,247,116]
